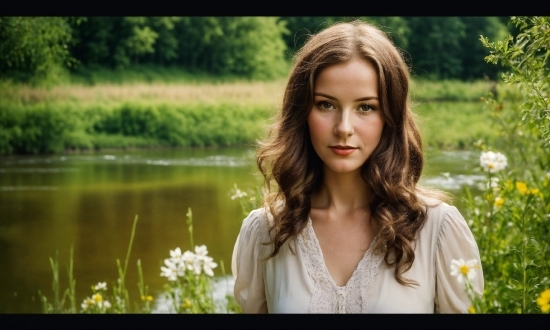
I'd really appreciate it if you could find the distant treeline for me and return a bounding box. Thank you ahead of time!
[0,17,513,84]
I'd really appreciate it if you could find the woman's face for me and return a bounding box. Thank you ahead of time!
[307,56,385,176]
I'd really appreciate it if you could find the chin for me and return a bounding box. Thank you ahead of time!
[324,163,363,174]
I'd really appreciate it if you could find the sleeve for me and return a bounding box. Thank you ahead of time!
[231,209,268,313]
[434,205,484,313]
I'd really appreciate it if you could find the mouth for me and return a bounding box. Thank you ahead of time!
[329,145,357,155]
[329,145,357,150]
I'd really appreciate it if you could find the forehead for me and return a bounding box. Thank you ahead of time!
[314,57,378,96]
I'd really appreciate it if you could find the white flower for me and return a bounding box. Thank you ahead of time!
[170,247,183,263]
[480,151,508,173]
[203,256,218,277]
[81,297,95,311]
[103,300,111,309]
[195,245,208,258]
[160,259,178,281]
[231,188,248,200]
[162,245,218,279]
[450,259,478,283]
[94,282,107,291]
[192,258,202,275]
[182,251,196,271]
[488,177,500,191]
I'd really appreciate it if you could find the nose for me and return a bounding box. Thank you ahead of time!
[334,110,354,138]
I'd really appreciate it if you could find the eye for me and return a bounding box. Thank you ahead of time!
[316,101,335,110]
[358,103,375,113]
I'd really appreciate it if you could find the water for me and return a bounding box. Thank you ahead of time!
[0,147,484,313]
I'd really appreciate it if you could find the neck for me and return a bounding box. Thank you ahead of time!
[311,167,371,215]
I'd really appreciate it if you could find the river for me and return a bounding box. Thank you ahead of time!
[0,147,485,313]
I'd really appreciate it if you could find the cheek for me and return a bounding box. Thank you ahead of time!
[307,113,330,144]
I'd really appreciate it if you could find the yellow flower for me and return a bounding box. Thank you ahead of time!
[516,182,528,194]
[468,306,476,314]
[529,188,543,198]
[182,298,192,309]
[146,295,153,302]
[494,197,504,207]
[92,293,102,303]
[537,289,550,313]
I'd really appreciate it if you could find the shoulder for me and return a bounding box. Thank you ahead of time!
[416,193,470,243]
[238,207,272,242]
[417,193,463,222]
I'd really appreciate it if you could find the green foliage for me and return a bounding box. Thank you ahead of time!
[68,17,289,79]
[406,17,510,80]
[0,100,270,155]
[175,17,289,79]
[481,16,549,146]
[0,17,76,85]
[462,16,550,313]
[0,17,513,83]
[280,17,509,80]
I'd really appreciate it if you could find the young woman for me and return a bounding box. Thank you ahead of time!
[231,20,483,313]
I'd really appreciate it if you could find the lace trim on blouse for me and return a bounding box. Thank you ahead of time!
[297,218,384,313]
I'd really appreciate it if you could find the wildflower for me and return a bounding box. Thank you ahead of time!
[141,295,153,302]
[488,177,500,191]
[479,151,507,173]
[195,245,208,258]
[537,289,550,313]
[516,182,529,194]
[103,300,111,309]
[450,259,478,284]
[203,256,218,277]
[468,306,476,314]
[94,282,107,291]
[231,188,248,200]
[530,188,542,197]
[160,259,178,281]
[192,258,202,275]
[182,250,195,263]
[81,297,95,311]
[494,197,504,207]
[92,293,103,303]
[170,247,183,263]
[182,298,192,309]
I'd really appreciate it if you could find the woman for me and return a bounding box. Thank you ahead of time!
[231,20,483,313]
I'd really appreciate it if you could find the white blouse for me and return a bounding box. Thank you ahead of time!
[232,197,484,313]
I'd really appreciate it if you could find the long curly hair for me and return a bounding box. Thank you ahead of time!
[257,20,445,286]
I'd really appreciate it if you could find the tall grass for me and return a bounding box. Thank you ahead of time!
[0,78,505,155]
[414,101,497,150]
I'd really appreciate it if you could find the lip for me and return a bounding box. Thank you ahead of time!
[329,145,357,156]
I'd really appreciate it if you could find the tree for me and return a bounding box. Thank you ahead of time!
[406,17,466,79]
[0,17,75,84]
[175,17,289,78]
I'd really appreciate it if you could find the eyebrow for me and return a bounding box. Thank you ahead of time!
[314,92,379,101]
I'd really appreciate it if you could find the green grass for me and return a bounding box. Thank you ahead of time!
[68,64,289,86]
[0,75,506,155]
[414,101,497,150]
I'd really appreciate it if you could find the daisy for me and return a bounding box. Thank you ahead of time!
[450,259,478,284]
[480,151,507,173]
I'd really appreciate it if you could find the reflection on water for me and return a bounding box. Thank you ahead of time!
[0,147,483,313]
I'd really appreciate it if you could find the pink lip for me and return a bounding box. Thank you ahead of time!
[329,146,357,156]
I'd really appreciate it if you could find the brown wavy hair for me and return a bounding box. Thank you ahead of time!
[257,20,446,286]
